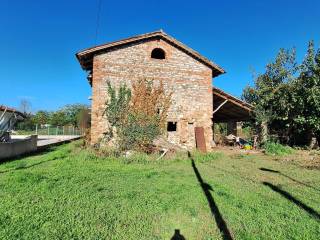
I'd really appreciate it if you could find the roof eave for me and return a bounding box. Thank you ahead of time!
[212,87,254,111]
[76,30,225,75]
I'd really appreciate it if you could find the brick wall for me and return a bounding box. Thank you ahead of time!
[91,38,213,150]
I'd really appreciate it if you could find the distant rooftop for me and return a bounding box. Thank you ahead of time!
[0,105,25,118]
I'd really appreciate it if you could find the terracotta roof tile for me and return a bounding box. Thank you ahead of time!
[76,30,225,78]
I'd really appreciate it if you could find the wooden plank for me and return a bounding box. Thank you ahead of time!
[213,91,252,111]
[195,127,207,153]
[213,99,228,114]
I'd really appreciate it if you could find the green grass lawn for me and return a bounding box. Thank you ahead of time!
[0,142,319,239]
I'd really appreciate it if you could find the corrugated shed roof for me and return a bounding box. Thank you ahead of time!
[0,105,26,118]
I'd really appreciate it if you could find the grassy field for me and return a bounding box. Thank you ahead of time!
[0,142,319,239]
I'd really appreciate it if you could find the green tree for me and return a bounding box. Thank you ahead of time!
[243,41,320,147]
[50,111,68,126]
[32,111,50,125]
[242,48,298,143]
[61,104,90,127]
[293,41,320,145]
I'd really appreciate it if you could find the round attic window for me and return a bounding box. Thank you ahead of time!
[151,48,166,59]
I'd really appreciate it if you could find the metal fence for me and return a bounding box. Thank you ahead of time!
[14,125,84,136]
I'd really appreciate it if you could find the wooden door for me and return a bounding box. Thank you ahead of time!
[195,127,207,153]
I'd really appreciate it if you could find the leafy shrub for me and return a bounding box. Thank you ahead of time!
[105,82,131,128]
[104,79,172,152]
[264,141,294,156]
[119,113,161,151]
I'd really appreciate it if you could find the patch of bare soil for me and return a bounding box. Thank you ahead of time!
[213,146,320,169]
[281,150,320,169]
[212,145,262,156]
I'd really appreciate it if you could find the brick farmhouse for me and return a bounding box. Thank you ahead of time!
[76,30,252,151]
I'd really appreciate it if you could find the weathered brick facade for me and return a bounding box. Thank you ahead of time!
[77,31,226,150]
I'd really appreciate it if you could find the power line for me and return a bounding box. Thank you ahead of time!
[94,0,103,45]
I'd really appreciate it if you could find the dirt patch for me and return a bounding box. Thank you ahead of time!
[213,146,320,169]
[279,150,320,169]
[212,146,262,156]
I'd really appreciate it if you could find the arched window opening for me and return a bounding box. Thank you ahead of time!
[151,48,166,59]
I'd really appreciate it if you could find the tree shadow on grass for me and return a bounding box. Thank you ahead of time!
[262,181,320,221]
[0,146,57,165]
[0,155,61,174]
[260,167,320,192]
[188,152,234,240]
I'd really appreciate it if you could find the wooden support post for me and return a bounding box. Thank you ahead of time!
[236,122,243,137]
[227,121,237,136]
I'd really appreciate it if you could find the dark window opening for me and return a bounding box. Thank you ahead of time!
[151,48,166,59]
[167,122,177,132]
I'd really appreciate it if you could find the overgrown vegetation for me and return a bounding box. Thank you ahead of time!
[263,141,295,156]
[104,79,172,152]
[0,142,319,239]
[243,41,320,147]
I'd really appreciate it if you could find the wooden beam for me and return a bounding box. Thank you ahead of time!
[213,99,228,114]
[213,91,252,112]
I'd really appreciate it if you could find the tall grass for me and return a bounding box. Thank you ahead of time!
[264,141,294,156]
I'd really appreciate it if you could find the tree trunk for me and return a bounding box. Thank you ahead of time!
[259,121,268,144]
[306,129,318,149]
[316,132,320,149]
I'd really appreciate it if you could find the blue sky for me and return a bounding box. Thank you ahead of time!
[1,0,319,112]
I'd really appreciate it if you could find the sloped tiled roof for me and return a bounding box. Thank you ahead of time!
[76,30,225,77]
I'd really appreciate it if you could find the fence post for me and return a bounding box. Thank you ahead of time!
[56,126,58,135]
[63,126,64,135]
[35,124,38,135]
[47,126,49,135]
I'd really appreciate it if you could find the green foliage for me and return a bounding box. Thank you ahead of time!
[242,41,320,146]
[32,111,50,125]
[264,141,294,156]
[214,123,227,136]
[105,82,131,127]
[61,104,90,127]
[241,126,253,139]
[119,112,161,151]
[104,80,171,152]
[49,110,68,126]
[15,104,90,132]
[293,41,320,135]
